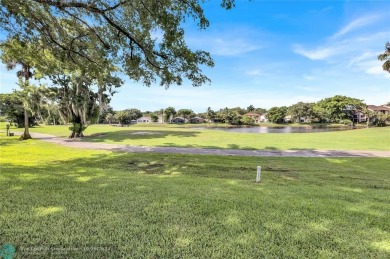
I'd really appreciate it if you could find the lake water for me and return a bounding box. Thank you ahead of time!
[191,126,357,133]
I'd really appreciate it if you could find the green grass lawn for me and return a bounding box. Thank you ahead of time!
[8,123,390,151]
[1,135,389,258]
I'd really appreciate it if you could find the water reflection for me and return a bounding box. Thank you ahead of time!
[191,126,357,133]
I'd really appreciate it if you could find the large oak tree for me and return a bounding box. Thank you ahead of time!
[1,0,235,88]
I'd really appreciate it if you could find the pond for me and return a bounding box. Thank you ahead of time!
[191,125,358,133]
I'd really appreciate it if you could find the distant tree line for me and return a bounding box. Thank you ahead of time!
[266,96,389,126]
[1,93,389,127]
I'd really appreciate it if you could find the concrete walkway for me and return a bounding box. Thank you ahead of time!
[23,132,390,158]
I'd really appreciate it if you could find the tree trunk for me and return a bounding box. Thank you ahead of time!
[69,114,84,138]
[19,107,32,140]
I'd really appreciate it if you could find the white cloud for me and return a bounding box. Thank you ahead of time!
[365,65,383,75]
[347,51,377,66]
[189,37,261,56]
[293,30,389,65]
[187,26,263,57]
[365,64,390,78]
[293,11,387,63]
[211,38,260,56]
[293,45,341,60]
[331,15,381,39]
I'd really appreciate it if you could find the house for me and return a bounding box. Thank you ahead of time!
[352,112,367,123]
[285,115,310,123]
[190,116,204,123]
[171,117,186,123]
[136,117,152,123]
[353,105,390,123]
[284,115,292,123]
[368,105,390,114]
[259,114,268,122]
[244,113,261,123]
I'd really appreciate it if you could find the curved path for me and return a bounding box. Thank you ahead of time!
[24,132,390,158]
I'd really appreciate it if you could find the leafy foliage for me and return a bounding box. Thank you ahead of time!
[287,102,315,123]
[247,105,255,112]
[0,0,237,87]
[378,42,390,73]
[313,95,366,123]
[0,92,35,127]
[98,105,114,124]
[50,73,123,137]
[240,115,255,125]
[177,109,194,121]
[205,107,216,122]
[164,107,177,122]
[114,109,142,125]
[266,106,288,123]
[150,114,159,123]
[371,112,390,127]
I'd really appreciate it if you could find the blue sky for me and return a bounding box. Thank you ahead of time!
[1,0,389,113]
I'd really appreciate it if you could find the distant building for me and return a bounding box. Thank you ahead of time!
[171,117,187,123]
[244,113,261,123]
[190,116,204,123]
[284,115,310,123]
[368,105,390,114]
[354,105,390,123]
[136,117,151,123]
[259,114,268,122]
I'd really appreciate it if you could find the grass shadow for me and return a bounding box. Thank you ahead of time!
[84,130,200,143]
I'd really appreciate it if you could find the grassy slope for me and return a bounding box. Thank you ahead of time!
[1,135,389,258]
[10,123,390,151]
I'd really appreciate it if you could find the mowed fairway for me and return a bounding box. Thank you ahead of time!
[1,135,389,258]
[21,124,390,150]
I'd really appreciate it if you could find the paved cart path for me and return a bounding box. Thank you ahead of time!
[15,132,389,158]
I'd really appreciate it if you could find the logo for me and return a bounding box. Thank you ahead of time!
[0,244,15,259]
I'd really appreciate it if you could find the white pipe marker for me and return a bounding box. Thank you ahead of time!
[256,166,261,183]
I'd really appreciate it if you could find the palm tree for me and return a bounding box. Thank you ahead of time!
[0,38,43,140]
[6,61,33,140]
[247,105,255,112]
[206,107,215,123]
[378,42,390,73]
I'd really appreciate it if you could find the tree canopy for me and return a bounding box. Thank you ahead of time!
[164,106,176,122]
[266,106,288,123]
[51,72,123,137]
[114,108,142,125]
[0,0,236,87]
[287,102,315,123]
[313,95,366,123]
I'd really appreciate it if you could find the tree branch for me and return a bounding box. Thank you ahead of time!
[31,0,165,68]
[62,9,111,49]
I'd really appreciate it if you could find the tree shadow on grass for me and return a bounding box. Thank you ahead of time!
[83,130,200,143]
[0,135,20,147]
[1,152,389,258]
[264,146,279,150]
[159,143,260,150]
